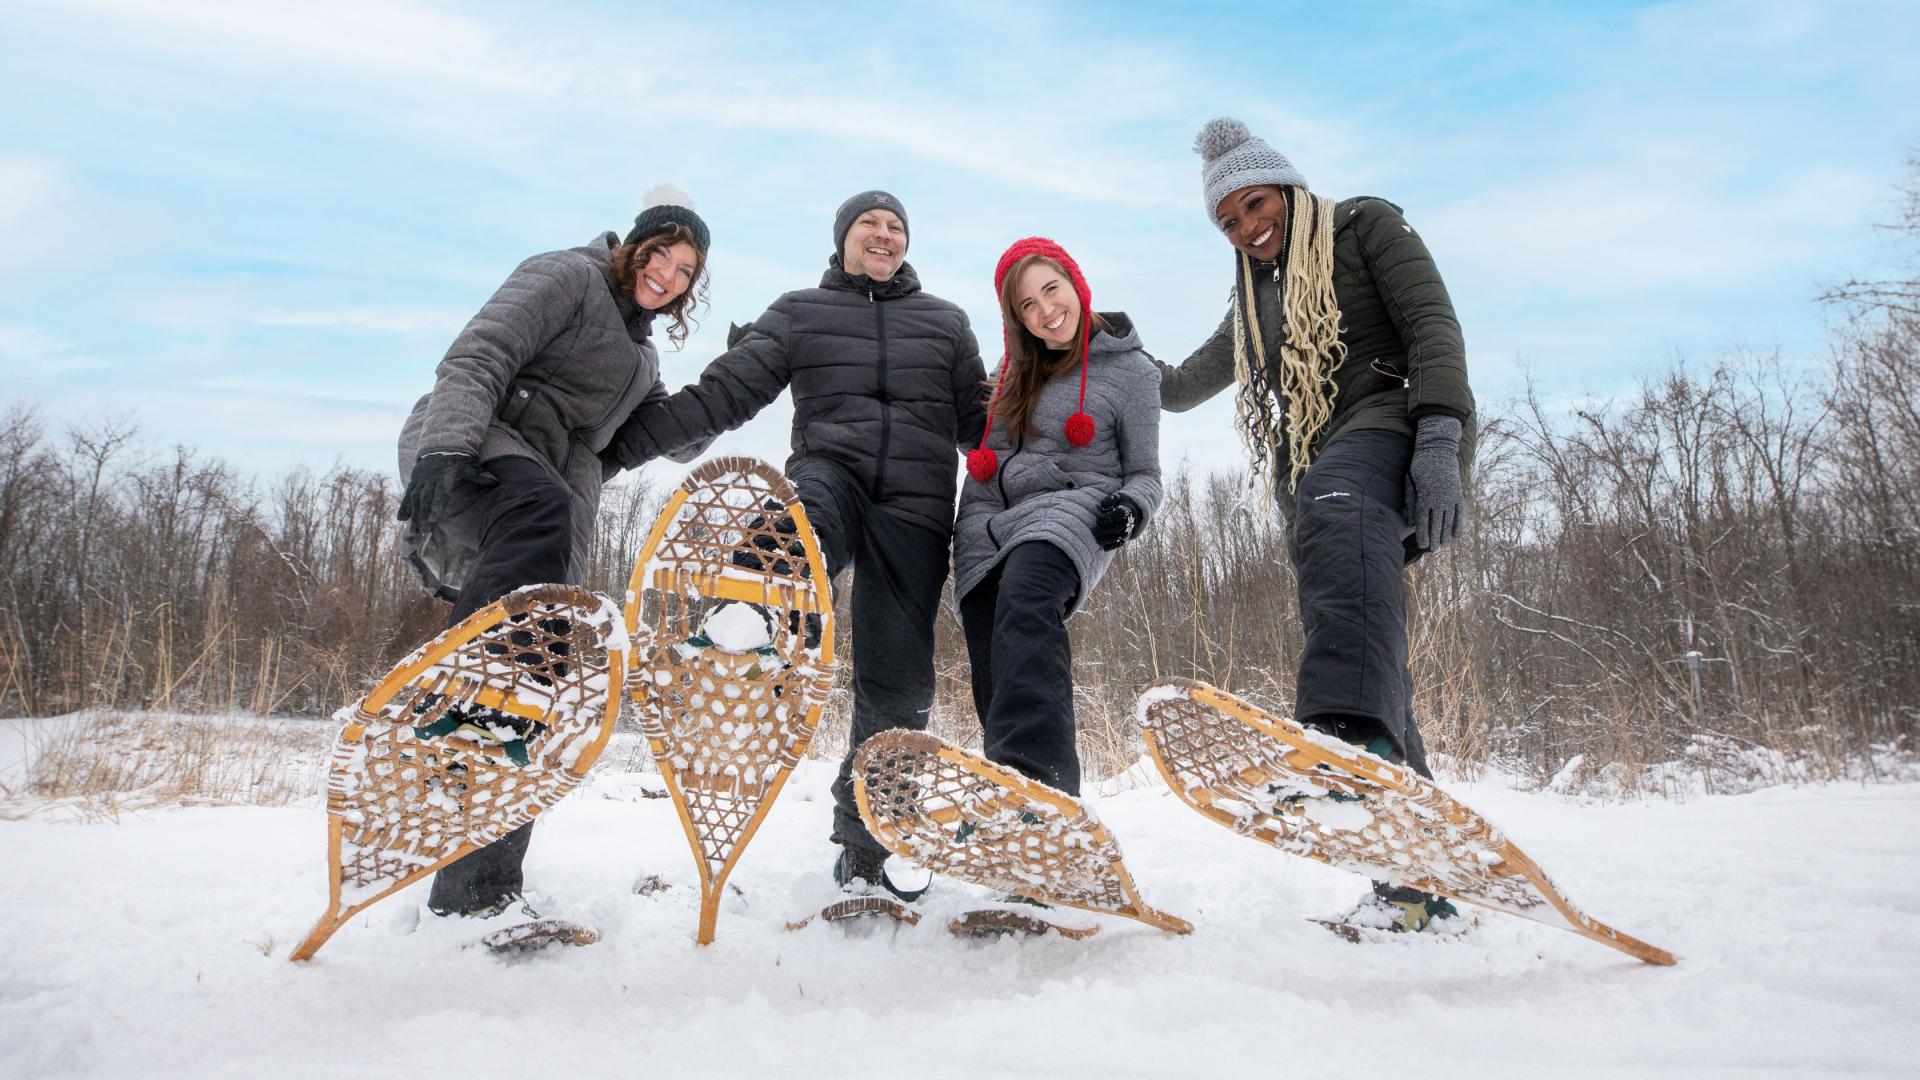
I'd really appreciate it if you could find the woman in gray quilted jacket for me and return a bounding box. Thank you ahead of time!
[954,237,1163,796]
[393,191,715,918]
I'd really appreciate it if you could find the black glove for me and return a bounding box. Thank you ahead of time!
[1404,414,1464,551]
[397,452,498,527]
[1092,493,1142,551]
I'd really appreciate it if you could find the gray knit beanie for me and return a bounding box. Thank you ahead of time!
[1194,117,1308,221]
[833,189,909,256]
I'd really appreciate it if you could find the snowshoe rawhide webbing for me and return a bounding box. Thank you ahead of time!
[852,730,1191,936]
[626,457,837,945]
[290,585,626,962]
[1137,677,1675,965]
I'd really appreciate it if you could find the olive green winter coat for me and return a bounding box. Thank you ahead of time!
[1156,196,1474,511]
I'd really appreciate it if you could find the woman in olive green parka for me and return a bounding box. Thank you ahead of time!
[1155,117,1476,935]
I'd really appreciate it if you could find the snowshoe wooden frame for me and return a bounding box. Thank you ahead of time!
[480,919,600,954]
[1138,677,1675,965]
[853,729,1191,935]
[626,457,837,945]
[785,895,923,931]
[948,905,1102,941]
[290,585,625,961]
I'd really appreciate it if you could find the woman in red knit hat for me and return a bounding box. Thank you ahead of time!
[952,237,1164,800]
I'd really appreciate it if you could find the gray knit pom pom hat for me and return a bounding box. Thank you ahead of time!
[1194,117,1308,221]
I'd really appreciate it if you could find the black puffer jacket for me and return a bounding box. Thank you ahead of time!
[1157,197,1474,507]
[613,260,989,534]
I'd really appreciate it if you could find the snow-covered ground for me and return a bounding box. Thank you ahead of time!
[2,716,1916,1079]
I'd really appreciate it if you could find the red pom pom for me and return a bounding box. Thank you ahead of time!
[1064,411,1095,446]
[967,446,999,483]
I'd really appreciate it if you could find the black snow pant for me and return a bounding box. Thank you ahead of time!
[1289,430,1434,779]
[428,455,572,915]
[792,460,954,861]
[959,541,1083,795]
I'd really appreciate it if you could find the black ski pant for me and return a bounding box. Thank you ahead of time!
[958,542,1083,795]
[793,459,953,861]
[1289,430,1434,779]
[429,455,572,914]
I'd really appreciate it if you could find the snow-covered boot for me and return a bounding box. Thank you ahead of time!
[1318,884,1466,941]
[833,845,929,903]
[414,702,545,767]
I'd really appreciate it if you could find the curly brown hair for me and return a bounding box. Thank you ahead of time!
[607,223,708,348]
[992,254,1112,439]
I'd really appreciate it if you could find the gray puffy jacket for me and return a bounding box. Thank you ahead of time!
[397,232,708,600]
[953,314,1163,620]
[608,259,989,536]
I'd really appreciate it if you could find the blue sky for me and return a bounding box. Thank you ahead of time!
[2,0,1916,483]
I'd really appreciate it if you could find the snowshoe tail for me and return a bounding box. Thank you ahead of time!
[785,895,923,932]
[949,905,1101,941]
[480,918,600,954]
[1137,677,1674,966]
[625,457,838,945]
[852,729,1191,935]
[289,585,625,962]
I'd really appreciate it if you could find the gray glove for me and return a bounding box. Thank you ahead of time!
[397,452,497,528]
[1404,414,1464,551]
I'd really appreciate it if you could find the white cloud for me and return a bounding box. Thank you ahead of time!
[0,321,74,359]
[254,307,469,334]
[0,157,64,230]
[30,0,559,92]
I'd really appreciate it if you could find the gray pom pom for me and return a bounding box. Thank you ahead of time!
[1193,117,1252,161]
[642,182,694,210]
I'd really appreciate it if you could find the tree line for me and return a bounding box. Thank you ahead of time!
[4,177,1915,791]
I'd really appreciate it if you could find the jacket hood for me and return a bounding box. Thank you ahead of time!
[582,230,656,341]
[1089,311,1141,356]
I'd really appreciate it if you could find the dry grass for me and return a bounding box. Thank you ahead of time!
[0,710,334,820]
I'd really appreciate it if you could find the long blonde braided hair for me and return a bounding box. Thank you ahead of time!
[1229,185,1346,497]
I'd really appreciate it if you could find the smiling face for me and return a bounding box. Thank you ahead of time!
[1214,184,1288,262]
[840,209,907,282]
[1012,259,1081,350]
[633,240,699,310]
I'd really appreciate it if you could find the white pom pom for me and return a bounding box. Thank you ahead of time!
[642,182,695,210]
[1193,117,1252,161]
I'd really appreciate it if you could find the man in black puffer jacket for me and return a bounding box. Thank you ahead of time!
[609,190,988,899]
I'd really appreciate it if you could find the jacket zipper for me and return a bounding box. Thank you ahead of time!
[871,289,892,500]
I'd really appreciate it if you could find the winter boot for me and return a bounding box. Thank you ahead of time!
[414,703,545,767]
[833,845,930,903]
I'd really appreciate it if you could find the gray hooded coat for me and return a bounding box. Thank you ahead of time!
[397,232,709,600]
[953,314,1163,620]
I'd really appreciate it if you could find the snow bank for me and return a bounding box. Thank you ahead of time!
[0,741,1916,1078]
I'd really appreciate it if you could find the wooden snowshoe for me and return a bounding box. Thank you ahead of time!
[1137,677,1676,965]
[852,729,1191,936]
[785,895,923,932]
[479,918,600,954]
[626,457,837,944]
[949,901,1102,941]
[290,585,625,961]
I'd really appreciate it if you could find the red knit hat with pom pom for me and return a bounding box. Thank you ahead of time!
[968,237,1096,483]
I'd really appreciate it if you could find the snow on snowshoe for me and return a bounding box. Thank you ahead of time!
[1137,676,1675,965]
[290,585,625,961]
[852,729,1191,938]
[1311,886,1477,944]
[625,457,837,944]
